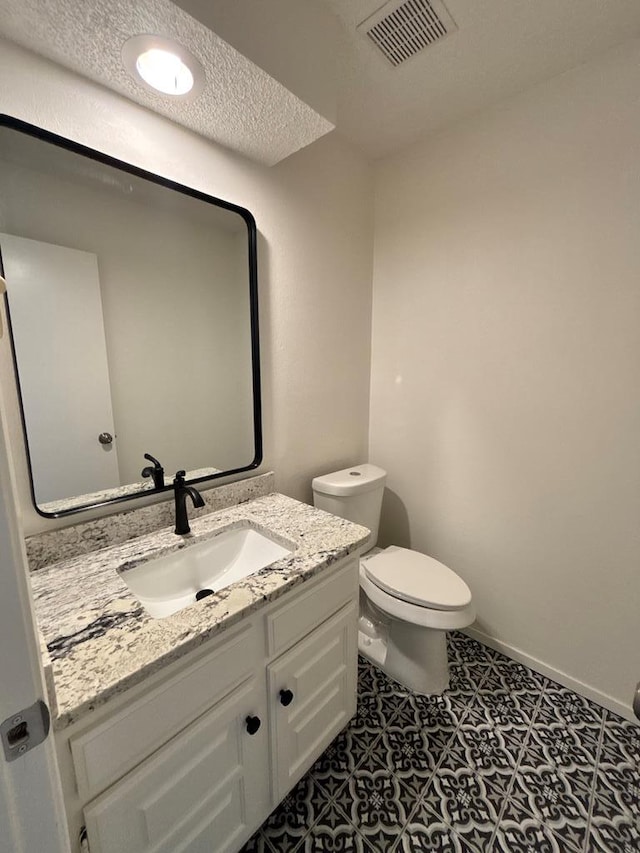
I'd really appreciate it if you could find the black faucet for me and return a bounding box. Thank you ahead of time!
[141,453,165,489]
[173,470,205,535]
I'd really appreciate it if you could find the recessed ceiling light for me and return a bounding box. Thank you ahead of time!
[136,48,193,95]
[122,35,205,100]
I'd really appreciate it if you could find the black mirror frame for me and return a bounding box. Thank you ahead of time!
[0,114,263,519]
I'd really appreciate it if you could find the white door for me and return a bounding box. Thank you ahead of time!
[0,233,120,504]
[0,281,70,853]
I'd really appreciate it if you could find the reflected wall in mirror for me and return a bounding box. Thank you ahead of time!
[0,116,261,517]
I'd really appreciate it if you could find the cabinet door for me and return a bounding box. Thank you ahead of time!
[268,602,357,801]
[83,677,269,853]
[71,620,258,802]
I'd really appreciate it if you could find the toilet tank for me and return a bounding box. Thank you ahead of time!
[312,464,387,549]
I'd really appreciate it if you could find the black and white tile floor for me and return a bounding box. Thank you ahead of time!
[241,631,639,852]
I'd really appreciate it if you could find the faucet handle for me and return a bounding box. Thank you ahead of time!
[173,470,187,486]
[141,453,165,489]
[144,453,163,469]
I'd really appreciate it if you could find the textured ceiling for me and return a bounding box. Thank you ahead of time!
[324,0,640,158]
[0,0,334,166]
[1,0,640,164]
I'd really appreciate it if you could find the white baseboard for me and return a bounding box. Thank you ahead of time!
[463,626,638,726]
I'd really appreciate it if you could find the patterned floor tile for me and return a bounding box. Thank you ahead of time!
[508,754,590,851]
[443,662,484,710]
[369,721,443,796]
[238,829,272,852]
[537,683,605,731]
[332,752,413,847]
[443,717,522,792]
[250,635,639,853]
[391,692,463,737]
[358,656,410,700]
[492,799,566,852]
[260,774,335,851]
[466,688,538,735]
[363,687,408,715]
[490,648,523,665]
[587,814,640,853]
[298,800,374,852]
[419,757,504,852]
[590,780,625,825]
[393,806,477,852]
[447,632,496,668]
[522,738,597,805]
[591,761,640,823]
[526,717,600,767]
[600,711,640,767]
[310,727,373,799]
[345,692,401,755]
[481,659,548,698]
[407,687,467,718]
[356,665,378,698]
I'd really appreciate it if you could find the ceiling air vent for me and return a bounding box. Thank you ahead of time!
[358,0,457,68]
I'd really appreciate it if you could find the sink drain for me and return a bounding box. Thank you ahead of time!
[195,588,214,601]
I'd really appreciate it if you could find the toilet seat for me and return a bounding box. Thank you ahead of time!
[363,546,472,611]
[359,561,475,631]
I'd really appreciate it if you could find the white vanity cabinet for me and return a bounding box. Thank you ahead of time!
[56,556,359,853]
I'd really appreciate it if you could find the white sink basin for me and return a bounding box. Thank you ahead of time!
[119,527,293,619]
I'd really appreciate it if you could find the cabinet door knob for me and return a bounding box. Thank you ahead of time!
[245,715,261,735]
[279,689,294,707]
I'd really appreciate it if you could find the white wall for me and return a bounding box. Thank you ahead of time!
[0,39,374,534]
[370,40,640,718]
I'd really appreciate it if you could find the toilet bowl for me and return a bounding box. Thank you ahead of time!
[358,545,475,693]
[312,464,475,695]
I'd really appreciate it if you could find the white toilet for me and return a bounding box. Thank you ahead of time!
[312,463,475,695]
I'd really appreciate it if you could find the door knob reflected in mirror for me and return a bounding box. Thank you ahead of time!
[98,432,113,445]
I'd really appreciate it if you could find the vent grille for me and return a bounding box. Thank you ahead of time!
[359,0,457,67]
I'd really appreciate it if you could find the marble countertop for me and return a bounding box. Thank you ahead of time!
[38,465,222,515]
[30,493,370,730]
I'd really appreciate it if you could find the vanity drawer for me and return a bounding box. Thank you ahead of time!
[71,620,259,801]
[265,557,358,657]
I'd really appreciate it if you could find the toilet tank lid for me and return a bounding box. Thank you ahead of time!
[312,464,387,496]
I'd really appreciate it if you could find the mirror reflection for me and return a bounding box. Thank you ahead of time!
[0,117,261,517]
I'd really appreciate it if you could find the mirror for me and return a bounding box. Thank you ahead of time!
[0,116,261,518]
